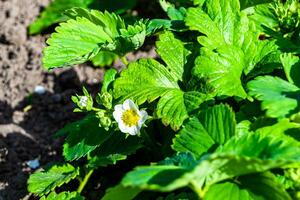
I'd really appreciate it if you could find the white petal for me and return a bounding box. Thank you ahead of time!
[123,99,138,111]
[118,121,130,133]
[113,105,124,122]
[127,126,139,136]
[138,110,148,124]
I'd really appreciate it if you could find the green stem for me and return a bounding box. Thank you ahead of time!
[121,56,129,66]
[77,169,94,194]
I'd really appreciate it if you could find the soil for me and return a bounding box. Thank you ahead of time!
[0,0,156,199]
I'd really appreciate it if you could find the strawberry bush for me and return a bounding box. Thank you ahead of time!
[27,0,300,199]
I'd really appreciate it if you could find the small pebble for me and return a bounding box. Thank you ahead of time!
[26,158,40,169]
[34,85,46,95]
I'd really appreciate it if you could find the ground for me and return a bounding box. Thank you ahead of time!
[0,0,156,199]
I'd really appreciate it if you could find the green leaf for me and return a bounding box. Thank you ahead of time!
[172,117,215,159]
[43,8,147,69]
[248,4,278,32]
[172,104,236,159]
[193,46,247,98]
[29,0,93,34]
[101,68,118,93]
[159,153,198,169]
[198,104,236,144]
[161,192,198,200]
[91,51,117,67]
[247,76,300,118]
[156,31,191,81]
[186,0,249,50]
[254,119,300,145]
[62,115,112,161]
[239,172,292,200]
[101,184,141,200]
[122,132,300,192]
[40,191,84,200]
[114,32,207,130]
[88,131,142,168]
[239,0,273,10]
[118,20,147,54]
[204,182,255,200]
[114,58,207,130]
[28,164,79,196]
[186,0,277,97]
[281,53,300,88]
[43,15,113,69]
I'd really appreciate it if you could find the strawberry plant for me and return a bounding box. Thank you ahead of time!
[28,0,300,199]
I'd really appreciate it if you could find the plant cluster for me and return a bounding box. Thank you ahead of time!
[27,0,300,199]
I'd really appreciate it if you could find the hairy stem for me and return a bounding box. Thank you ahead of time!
[77,169,94,194]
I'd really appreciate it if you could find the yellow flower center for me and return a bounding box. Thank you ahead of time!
[122,109,140,127]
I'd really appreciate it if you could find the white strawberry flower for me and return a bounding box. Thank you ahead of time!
[113,99,148,135]
[79,96,88,107]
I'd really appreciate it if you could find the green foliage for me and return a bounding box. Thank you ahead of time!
[87,131,142,168]
[204,182,255,200]
[101,184,141,200]
[114,31,208,130]
[186,0,277,98]
[61,115,113,161]
[281,53,300,87]
[247,76,300,118]
[28,164,79,196]
[40,191,84,200]
[29,0,137,35]
[28,0,300,198]
[122,132,300,196]
[172,104,236,159]
[91,51,118,67]
[43,8,147,69]
[239,0,273,10]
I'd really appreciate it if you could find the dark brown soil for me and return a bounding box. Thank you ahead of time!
[0,0,156,199]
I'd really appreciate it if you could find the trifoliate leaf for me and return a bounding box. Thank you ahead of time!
[281,53,300,88]
[28,164,79,196]
[173,104,236,159]
[101,184,141,200]
[40,191,84,200]
[61,115,112,161]
[186,0,277,97]
[247,76,300,118]
[29,0,93,34]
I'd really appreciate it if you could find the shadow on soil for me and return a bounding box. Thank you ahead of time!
[0,68,101,200]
